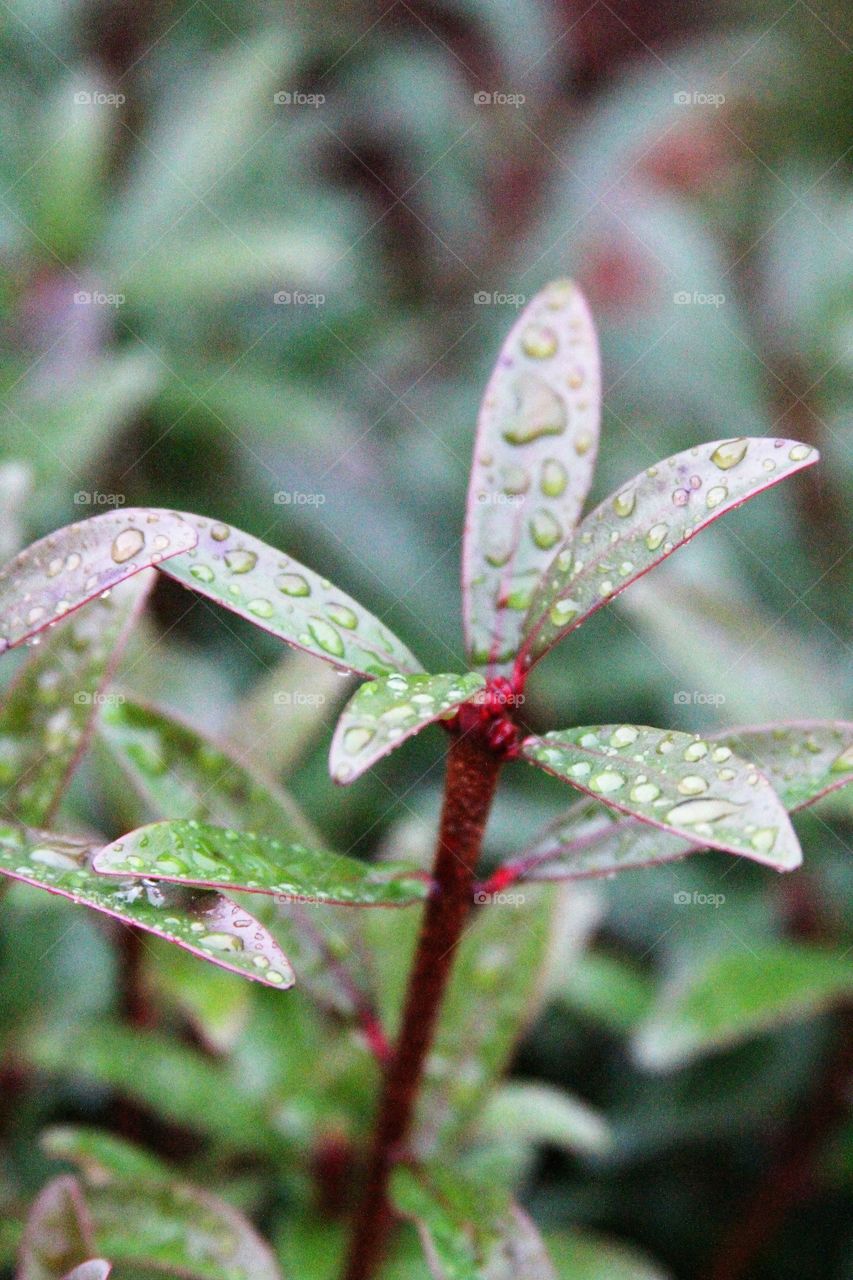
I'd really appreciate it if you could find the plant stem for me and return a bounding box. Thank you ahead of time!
[341,730,503,1280]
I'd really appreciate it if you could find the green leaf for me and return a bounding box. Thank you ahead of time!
[93,820,431,907]
[42,1127,170,1186]
[546,1230,671,1280]
[97,696,315,842]
[518,437,819,671]
[391,1167,555,1280]
[330,672,485,784]
[522,726,801,869]
[462,280,600,674]
[0,574,152,826]
[633,943,853,1071]
[157,513,422,678]
[0,509,196,651]
[18,1175,93,1280]
[718,721,853,811]
[147,941,252,1054]
[478,1081,612,1157]
[61,1263,110,1280]
[558,951,655,1034]
[0,823,294,989]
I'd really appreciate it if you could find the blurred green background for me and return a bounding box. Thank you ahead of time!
[0,1,851,1278]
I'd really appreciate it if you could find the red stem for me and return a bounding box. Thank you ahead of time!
[341,731,503,1280]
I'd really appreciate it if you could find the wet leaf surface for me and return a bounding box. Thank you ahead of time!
[330,672,485,784]
[519,437,819,671]
[0,575,153,827]
[0,823,294,988]
[158,513,422,678]
[94,820,431,906]
[522,725,801,869]
[0,510,196,651]
[18,1175,93,1280]
[462,280,600,675]
[60,1262,111,1280]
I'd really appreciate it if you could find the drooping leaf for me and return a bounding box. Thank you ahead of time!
[42,1128,170,1187]
[60,1263,110,1280]
[518,437,819,671]
[96,696,315,842]
[391,1168,555,1280]
[507,721,853,883]
[462,280,601,674]
[478,1081,612,1158]
[0,509,196,651]
[522,726,801,870]
[0,823,294,989]
[18,1175,93,1280]
[546,1230,672,1280]
[0,574,153,826]
[633,943,853,1071]
[157,513,422,678]
[94,820,430,907]
[330,672,485,784]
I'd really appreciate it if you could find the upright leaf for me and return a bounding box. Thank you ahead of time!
[0,510,196,651]
[0,574,153,826]
[0,823,294,988]
[462,280,600,674]
[18,1176,93,1280]
[94,820,430,907]
[330,672,485,784]
[518,438,819,671]
[157,513,422,678]
[522,726,801,869]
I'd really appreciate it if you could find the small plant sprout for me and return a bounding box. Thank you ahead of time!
[3,281,849,1280]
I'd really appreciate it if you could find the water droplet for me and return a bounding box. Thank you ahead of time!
[667,798,741,825]
[225,549,257,574]
[684,741,709,762]
[190,564,215,584]
[646,523,668,551]
[66,553,81,572]
[549,598,579,627]
[678,775,708,795]
[711,746,732,763]
[307,617,344,657]
[673,488,690,507]
[201,932,244,952]
[631,782,660,803]
[111,528,145,564]
[598,579,614,597]
[590,770,625,793]
[46,557,63,578]
[830,745,853,772]
[613,488,636,518]
[501,464,530,495]
[610,725,639,748]
[530,509,562,550]
[750,827,777,853]
[248,598,273,618]
[574,432,592,456]
[788,444,811,461]
[502,374,566,445]
[521,323,558,359]
[326,603,358,629]
[211,523,231,541]
[706,484,728,509]
[344,726,375,754]
[711,438,748,470]
[718,767,736,781]
[276,572,310,597]
[540,459,568,497]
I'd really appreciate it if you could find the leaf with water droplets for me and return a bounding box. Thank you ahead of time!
[157,513,422,678]
[518,437,819,671]
[0,574,153,827]
[330,672,486,784]
[0,509,197,652]
[391,1168,555,1280]
[633,943,853,1071]
[521,725,801,869]
[61,1264,111,1280]
[96,695,315,842]
[18,1176,94,1280]
[462,280,601,675]
[502,721,853,883]
[0,822,294,988]
[94,820,430,906]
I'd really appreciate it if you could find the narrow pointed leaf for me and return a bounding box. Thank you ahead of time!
[0,823,294,988]
[0,509,196,652]
[94,820,430,906]
[61,1264,111,1280]
[463,280,601,674]
[97,695,315,842]
[391,1168,555,1280]
[633,943,853,1071]
[479,1081,612,1157]
[522,725,801,869]
[518,437,819,671]
[509,721,853,883]
[42,1127,170,1186]
[0,574,153,827]
[330,672,485,784]
[547,1231,672,1280]
[18,1175,93,1280]
[157,513,422,678]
